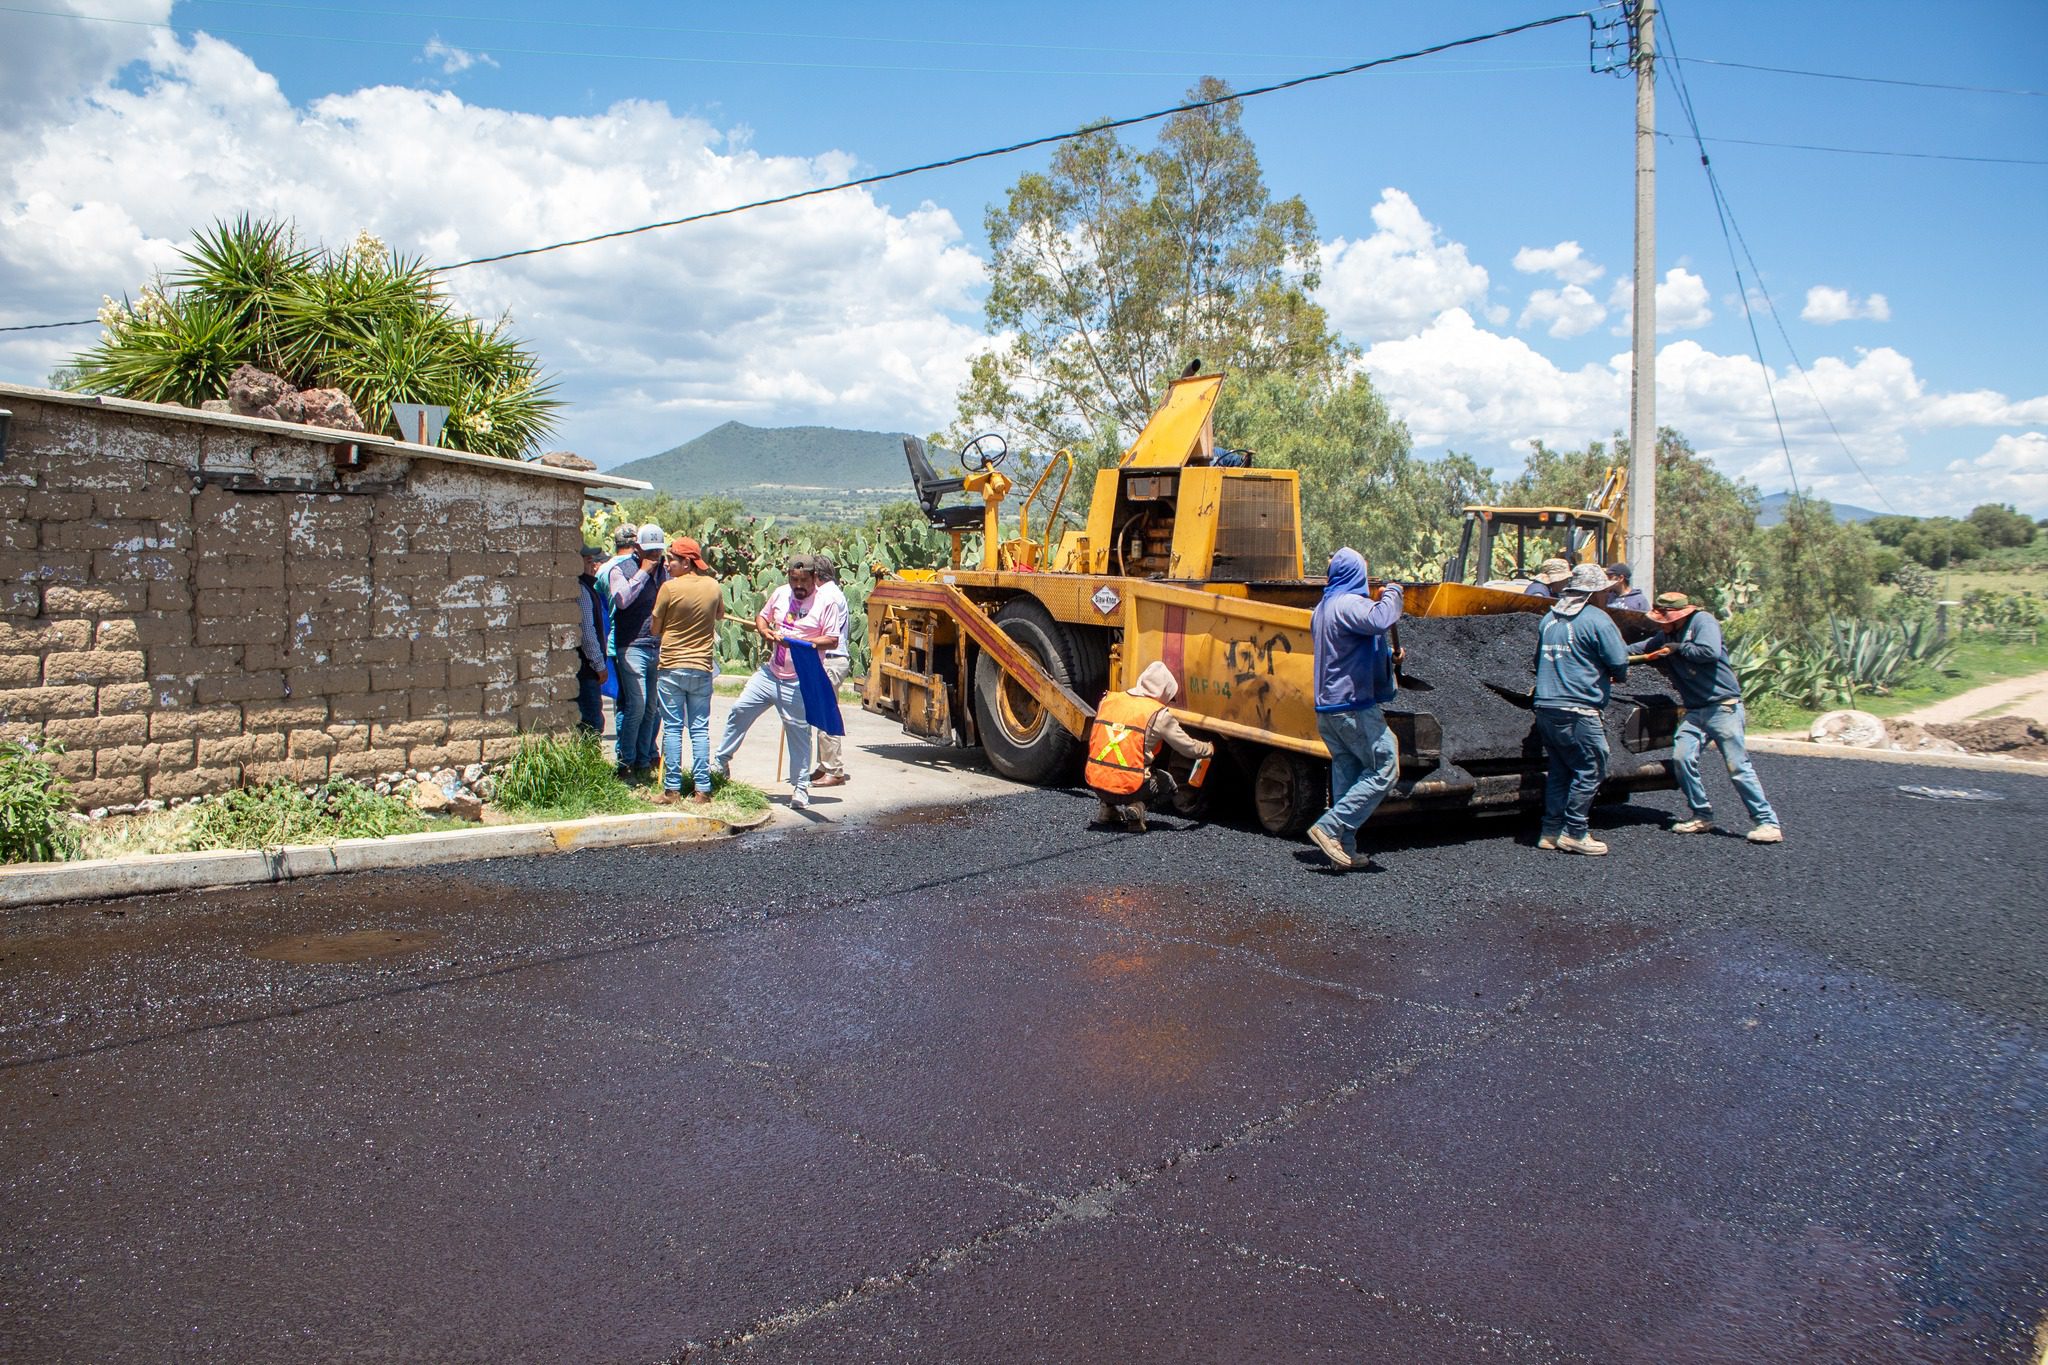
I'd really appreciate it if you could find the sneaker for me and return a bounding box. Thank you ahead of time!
[1537,833,1559,851]
[1671,818,1715,835]
[789,789,810,811]
[1307,824,1354,869]
[1557,833,1609,857]
[1746,824,1783,844]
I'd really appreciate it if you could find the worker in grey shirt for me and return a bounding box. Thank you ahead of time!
[1628,592,1782,844]
[1532,561,1631,855]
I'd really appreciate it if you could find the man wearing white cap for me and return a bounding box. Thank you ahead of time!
[606,523,670,782]
[1531,561,1632,855]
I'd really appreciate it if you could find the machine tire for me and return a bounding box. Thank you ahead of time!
[1252,748,1324,837]
[973,598,1084,785]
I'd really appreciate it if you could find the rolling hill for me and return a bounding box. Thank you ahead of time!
[1756,491,1881,527]
[607,422,918,519]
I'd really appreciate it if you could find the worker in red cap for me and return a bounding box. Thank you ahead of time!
[1630,591,1782,843]
[648,536,724,804]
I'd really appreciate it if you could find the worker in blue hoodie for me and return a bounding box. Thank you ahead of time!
[1533,561,1632,856]
[1307,548,1404,870]
[1628,591,1783,844]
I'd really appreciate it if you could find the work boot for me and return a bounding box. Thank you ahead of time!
[1095,799,1119,826]
[689,791,712,806]
[1123,802,1148,833]
[1557,833,1609,856]
[1308,824,1354,869]
[1746,824,1784,844]
[615,762,634,781]
[651,791,680,806]
[1671,818,1714,834]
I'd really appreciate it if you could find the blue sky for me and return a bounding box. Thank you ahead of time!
[3,0,2044,512]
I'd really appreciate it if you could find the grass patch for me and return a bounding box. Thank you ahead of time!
[76,806,199,860]
[184,780,426,850]
[0,741,81,865]
[494,731,653,821]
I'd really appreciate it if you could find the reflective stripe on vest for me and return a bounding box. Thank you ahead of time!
[1083,692,1166,798]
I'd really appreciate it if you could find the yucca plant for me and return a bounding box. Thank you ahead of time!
[71,216,561,460]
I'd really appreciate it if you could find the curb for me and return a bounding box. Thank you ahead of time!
[1749,737,2048,777]
[0,808,771,911]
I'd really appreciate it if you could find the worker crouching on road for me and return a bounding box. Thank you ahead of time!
[1629,592,1783,844]
[1307,548,1404,870]
[1533,561,1631,856]
[1084,662,1215,833]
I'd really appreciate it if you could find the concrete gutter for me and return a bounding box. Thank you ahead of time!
[1750,736,2048,777]
[0,807,771,911]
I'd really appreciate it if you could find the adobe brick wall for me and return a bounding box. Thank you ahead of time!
[0,389,628,809]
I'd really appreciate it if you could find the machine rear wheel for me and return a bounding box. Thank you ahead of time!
[973,598,1084,785]
[1252,748,1324,837]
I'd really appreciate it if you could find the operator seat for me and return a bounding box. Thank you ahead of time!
[903,437,984,532]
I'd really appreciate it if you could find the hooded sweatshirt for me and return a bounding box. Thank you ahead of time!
[1121,661,1214,761]
[1311,549,1403,713]
[1534,599,1630,710]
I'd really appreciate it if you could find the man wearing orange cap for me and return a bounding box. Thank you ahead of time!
[648,536,725,805]
[1631,591,1782,843]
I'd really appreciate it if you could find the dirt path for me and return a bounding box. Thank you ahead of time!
[1891,667,2048,726]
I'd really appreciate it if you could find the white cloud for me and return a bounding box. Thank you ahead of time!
[1513,241,1604,287]
[1941,433,2048,515]
[0,29,987,463]
[1316,189,1489,342]
[422,38,497,76]
[1518,285,1605,339]
[1358,309,2048,508]
[1607,268,1714,335]
[0,0,170,130]
[1802,285,1890,324]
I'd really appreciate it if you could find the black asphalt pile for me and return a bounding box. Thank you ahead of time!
[1395,612,1678,764]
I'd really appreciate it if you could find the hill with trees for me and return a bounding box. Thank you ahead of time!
[607,422,918,520]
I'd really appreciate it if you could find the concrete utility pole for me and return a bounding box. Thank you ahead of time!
[1627,0,1658,597]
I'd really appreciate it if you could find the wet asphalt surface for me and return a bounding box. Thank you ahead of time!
[2,754,2044,1363]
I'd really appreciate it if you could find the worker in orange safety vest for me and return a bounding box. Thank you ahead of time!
[1083,661,1217,832]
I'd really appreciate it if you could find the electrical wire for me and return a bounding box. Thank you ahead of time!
[1657,129,2048,166]
[438,12,1594,270]
[0,10,1595,332]
[1659,7,1896,514]
[1680,56,2047,99]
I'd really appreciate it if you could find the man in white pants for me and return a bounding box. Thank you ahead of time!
[805,552,852,788]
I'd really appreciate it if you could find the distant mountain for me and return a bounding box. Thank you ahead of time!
[608,422,915,504]
[1756,491,1881,527]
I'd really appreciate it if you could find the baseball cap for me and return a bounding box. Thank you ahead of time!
[636,523,667,554]
[612,524,639,550]
[1605,561,1632,581]
[668,536,707,570]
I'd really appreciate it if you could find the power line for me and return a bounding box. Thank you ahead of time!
[1657,130,2048,167]
[1658,8,1893,514]
[0,10,1595,332]
[1680,56,2047,98]
[442,13,1594,270]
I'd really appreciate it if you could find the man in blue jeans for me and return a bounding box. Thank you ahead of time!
[1306,548,1404,870]
[1532,561,1632,856]
[606,522,669,782]
[1629,591,1782,843]
[648,536,725,804]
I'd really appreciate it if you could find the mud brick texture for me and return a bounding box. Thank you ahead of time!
[0,388,621,808]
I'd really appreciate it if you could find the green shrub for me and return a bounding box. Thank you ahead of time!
[0,741,82,864]
[494,731,649,819]
[184,779,425,850]
[1744,694,1806,731]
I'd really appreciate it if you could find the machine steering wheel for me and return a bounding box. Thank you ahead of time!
[960,432,1008,472]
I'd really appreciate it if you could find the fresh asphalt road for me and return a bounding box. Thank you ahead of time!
[2,753,2043,1363]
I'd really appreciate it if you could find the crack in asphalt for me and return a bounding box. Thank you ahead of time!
[660,932,1688,1357]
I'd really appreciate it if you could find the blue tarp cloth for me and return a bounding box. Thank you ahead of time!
[785,639,845,736]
